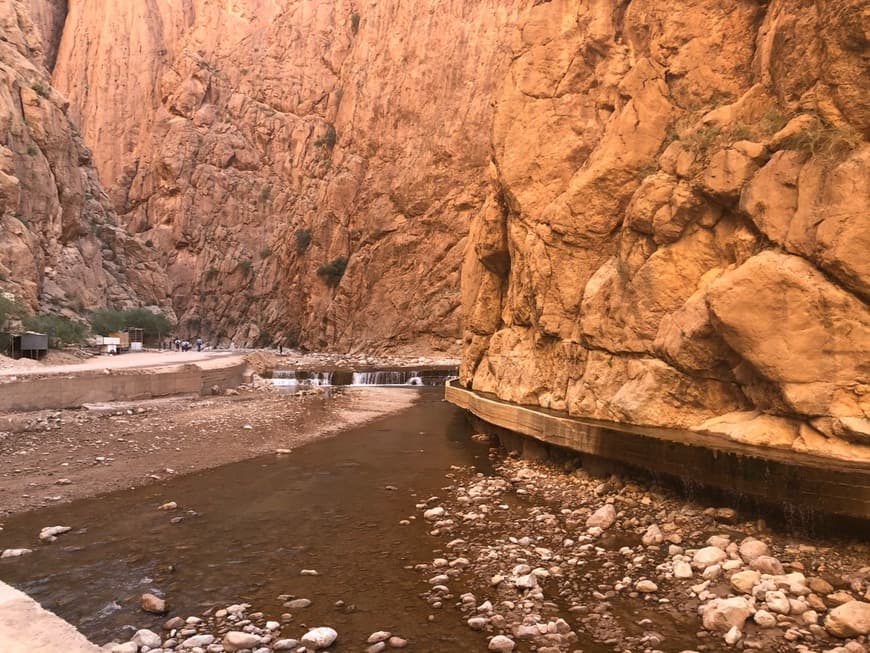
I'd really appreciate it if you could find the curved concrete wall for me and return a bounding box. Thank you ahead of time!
[0,359,248,412]
[445,381,870,520]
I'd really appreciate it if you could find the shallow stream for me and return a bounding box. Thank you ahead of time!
[0,390,490,650]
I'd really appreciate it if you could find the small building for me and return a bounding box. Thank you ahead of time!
[9,331,48,360]
[97,335,121,355]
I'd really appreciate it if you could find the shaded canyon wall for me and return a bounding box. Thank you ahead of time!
[47,0,528,351]
[0,0,170,318]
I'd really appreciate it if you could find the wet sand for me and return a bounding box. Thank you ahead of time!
[0,387,416,518]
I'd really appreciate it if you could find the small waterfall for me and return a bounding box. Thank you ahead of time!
[351,371,423,386]
[270,369,455,388]
[271,370,334,387]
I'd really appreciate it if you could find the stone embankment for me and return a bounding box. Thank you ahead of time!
[0,354,249,412]
[410,436,870,652]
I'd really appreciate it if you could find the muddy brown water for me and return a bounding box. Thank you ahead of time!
[0,390,493,650]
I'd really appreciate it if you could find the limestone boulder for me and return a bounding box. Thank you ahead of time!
[707,251,870,419]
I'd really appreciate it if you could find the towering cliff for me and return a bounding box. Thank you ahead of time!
[4,0,867,459]
[48,0,524,351]
[460,0,869,460]
[0,0,169,318]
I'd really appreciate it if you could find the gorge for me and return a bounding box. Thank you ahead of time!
[2,0,867,469]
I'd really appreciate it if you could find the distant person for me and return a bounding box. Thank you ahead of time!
[182,339,190,352]
[174,338,181,351]
[196,337,203,352]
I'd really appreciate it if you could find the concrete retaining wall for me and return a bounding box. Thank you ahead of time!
[0,581,101,653]
[0,359,248,413]
[445,381,870,520]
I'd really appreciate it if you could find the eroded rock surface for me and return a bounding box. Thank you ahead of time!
[0,0,169,318]
[460,0,869,461]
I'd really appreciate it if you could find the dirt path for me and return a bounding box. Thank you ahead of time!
[0,386,418,518]
[0,350,243,379]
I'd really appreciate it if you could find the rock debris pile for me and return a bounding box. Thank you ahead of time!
[104,601,410,653]
[412,439,870,652]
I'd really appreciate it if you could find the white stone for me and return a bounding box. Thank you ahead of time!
[753,609,777,628]
[724,626,742,645]
[700,596,754,632]
[132,629,162,649]
[111,643,138,653]
[39,526,71,542]
[180,634,215,648]
[488,635,515,652]
[423,507,445,520]
[642,524,663,546]
[635,580,658,593]
[674,561,693,579]
[366,631,390,644]
[766,590,791,614]
[586,504,616,530]
[0,549,32,558]
[692,546,727,570]
[300,627,338,649]
[271,639,298,651]
[223,631,261,651]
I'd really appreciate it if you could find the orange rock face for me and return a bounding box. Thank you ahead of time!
[460,0,869,458]
[3,1,867,460]
[0,0,170,318]
[48,0,525,351]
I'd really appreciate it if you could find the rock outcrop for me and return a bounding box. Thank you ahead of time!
[4,0,867,462]
[49,0,525,350]
[460,0,869,461]
[0,0,170,319]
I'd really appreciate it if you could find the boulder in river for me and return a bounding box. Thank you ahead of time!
[223,631,262,651]
[0,548,32,558]
[39,525,71,542]
[300,626,338,649]
[585,504,616,529]
[825,601,870,637]
[141,593,167,614]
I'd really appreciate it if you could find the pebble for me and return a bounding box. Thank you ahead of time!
[132,629,162,648]
[222,631,261,651]
[0,548,32,558]
[283,598,311,609]
[488,634,516,652]
[39,525,71,542]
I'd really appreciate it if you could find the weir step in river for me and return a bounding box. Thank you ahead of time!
[270,369,457,388]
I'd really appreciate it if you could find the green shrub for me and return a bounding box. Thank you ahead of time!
[31,81,48,97]
[760,109,789,135]
[350,12,360,34]
[0,296,26,330]
[239,258,253,275]
[24,314,87,345]
[317,256,348,287]
[314,124,337,149]
[295,228,312,253]
[259,246,272,259]
[89,308,171,339]
[259,185,271,201]
[27,145,38,156]
[780,122,862,160]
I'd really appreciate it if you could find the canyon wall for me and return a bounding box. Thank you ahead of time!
[461,0,869,461]
[0,0,169,318]
[48,0,526,351]
[4,0,868,460]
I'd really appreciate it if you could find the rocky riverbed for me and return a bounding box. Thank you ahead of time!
[407,436,870,653]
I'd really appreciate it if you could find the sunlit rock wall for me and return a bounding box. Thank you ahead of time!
[460,0,869,462]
